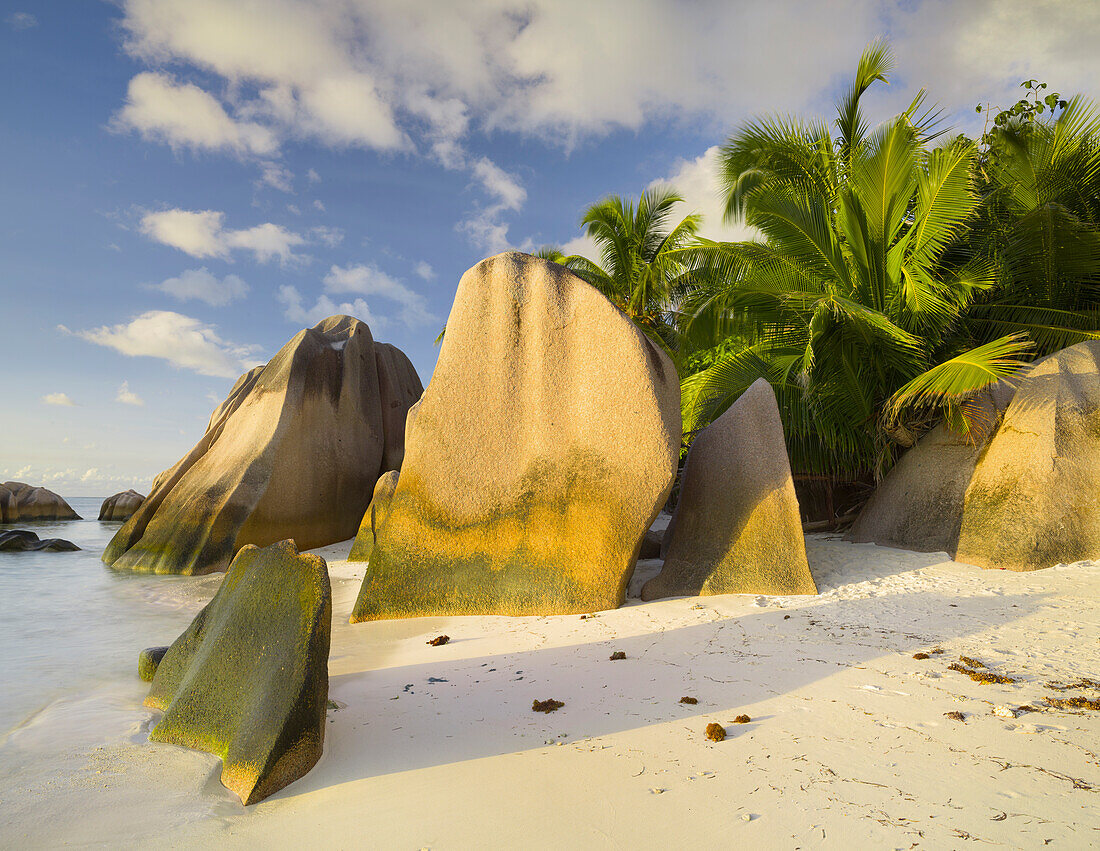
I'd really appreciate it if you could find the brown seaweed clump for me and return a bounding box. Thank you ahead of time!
[679,696,698,705]
[609,651,626,661]
[913,652,930,660]
[1045,696,1100,711]
[959,656,986,669]
[1045,678,1100,691]
[704,723,726,742]
[427,635,450,646]
[948,662,1016,684]
[533,698,564,713]
[733,714,751,724]
[944,711,966,721]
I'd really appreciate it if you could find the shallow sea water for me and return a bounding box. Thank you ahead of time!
[0,497,217,733]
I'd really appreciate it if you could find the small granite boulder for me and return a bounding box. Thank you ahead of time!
[642,379,816,600]
[138,646,169,682]
[1,482,81,521]
[145,539,331,805]
[847,382,1014,554]
[99,489,145,521]
[0,485,18,523]
[0,530,80,552]
[956,341,1100,570]
[103,315,422,575]
[350,252,681,620]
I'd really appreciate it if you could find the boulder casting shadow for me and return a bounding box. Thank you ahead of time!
[143,540,332,805]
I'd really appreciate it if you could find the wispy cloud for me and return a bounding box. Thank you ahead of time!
[324,263,437,327]
[42,392,76,407]
[154,267,249,306]
[116,380,145,406]
[5,12,37,30]
[139,209,306,264]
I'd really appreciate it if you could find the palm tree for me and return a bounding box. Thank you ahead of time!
[680,40,1032,482]
[966,95,1100,351]
[548,188,703,353]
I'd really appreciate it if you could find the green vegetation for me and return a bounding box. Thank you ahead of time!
[550,40,1099,495]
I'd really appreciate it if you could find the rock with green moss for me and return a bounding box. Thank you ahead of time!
[138,646,169,682]
[350,252,680,620]
[102,315,422,575]
[956,341,1100,571]
[642,379,816,600]
[144,539,331,805]
[847,382,1014,554]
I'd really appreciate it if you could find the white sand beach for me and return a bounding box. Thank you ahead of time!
[2,533,1097,849]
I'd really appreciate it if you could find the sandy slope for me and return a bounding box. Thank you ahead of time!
[2,534,1098,849]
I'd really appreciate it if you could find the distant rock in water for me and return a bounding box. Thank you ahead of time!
[847,382,1015,554]
[0,482,81,522]
[0,530,80,552]
[642,379,816,601]
[956,341,1100,571]
[99,489,145,521]
[102,315,423,575]
[144,539,331,805]
[351,252,680,621]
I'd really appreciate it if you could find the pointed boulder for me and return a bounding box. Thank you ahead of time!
[1,482,80,521]
[351,252,681,620]
[103,316,422,575]
[144,540,331,805]
[642,379,815,600]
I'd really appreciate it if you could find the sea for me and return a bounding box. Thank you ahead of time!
[0,497,216,734]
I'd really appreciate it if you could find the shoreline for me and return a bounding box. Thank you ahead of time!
[1,535,1098,847]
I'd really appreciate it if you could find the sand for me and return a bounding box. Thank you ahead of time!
[2,534,1098,848]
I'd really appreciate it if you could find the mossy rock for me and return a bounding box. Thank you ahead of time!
[349,253,680,620]
[643,379,815,600]
[145,539,332,805]
[138,646,169,682]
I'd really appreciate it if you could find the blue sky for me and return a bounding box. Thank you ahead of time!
[3,0,1098,495]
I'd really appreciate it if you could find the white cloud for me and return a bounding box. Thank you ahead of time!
[116,381,145,406]
[112,72,277,156]
[312,199,326,212]
[277,285,380,328]
[414,261,435,281]
[324,263,437,327]
[70,310,263,378]
[307,168,321,184]
[42,393,76,407]
[6,12,37,30]
[649,146,759,244]
[139,209,306,264]
[154,267,249,306]
[459,157,527,253]
[258,161,294,192]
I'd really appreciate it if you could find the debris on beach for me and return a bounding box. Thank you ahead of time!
[959,655,986,669]
[609,651,626,661]
[913,652,930,660]
[1044,678,1100,691]
[679,696,698,705]
[733,714,751,724]
[533,698,564,713]
[948,661,1016,684]
[992,705,1018,718]
[944,711,966,721]
[704,723,726,742]
[1044,695,1100,711]
[427,635,450,646]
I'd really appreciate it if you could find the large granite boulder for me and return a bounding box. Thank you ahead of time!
[99,489,145,521]
[847,382,1015,554]
[642,379,815,600]
[1,482,81,521]
[956,341,1100,570]
[103,315,422,575]
[0,530,80,551]
[350,252,681,621]
[144,539,331,805]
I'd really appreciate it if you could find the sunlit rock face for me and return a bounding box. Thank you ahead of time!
[99,489,145,521]
[642,378,816,601]
[0,482,81,521]
[351,252,681,620]
[144,540,331,805]
[956,341,1100,571]
[103,315,422,575]
[847,382,1015,555]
